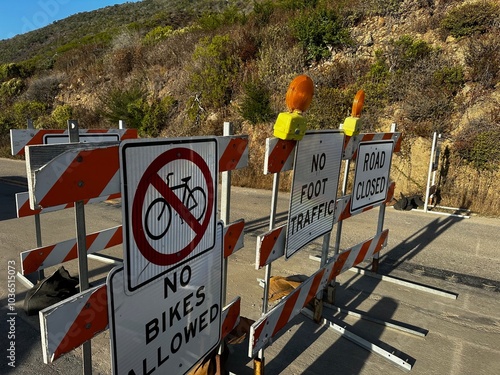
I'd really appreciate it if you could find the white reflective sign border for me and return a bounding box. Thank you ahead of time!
[107,223,223,375]
[120,137,218,293]
[43,133,120,144]
[286,131,344,259]
[351,141,394,213]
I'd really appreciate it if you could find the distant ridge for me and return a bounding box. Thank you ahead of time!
[0,0,235,64]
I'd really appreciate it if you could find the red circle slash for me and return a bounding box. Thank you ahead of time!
[131,148,214,266]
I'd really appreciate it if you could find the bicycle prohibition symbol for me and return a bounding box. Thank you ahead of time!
[145,172,206,240]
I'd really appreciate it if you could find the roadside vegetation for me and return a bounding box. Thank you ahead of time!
[0,0,499,216]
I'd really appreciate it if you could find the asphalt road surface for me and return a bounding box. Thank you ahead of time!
[1,157,499,375]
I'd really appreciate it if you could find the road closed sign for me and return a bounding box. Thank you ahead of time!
[120,137,217,292]
[351,141,394,213]
[107,223,223,375]
[286,131,344,259]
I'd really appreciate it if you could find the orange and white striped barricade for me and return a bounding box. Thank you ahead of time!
[255,132,346,373]
[264,138,296,174]
[39,284,108,363]
[10,128,138,156]
[24,134,248,210]
[20,225,123,275]
[221,296,241,340]
[255,224,286,269]
[15,191,121,218]
[25,143,121,209]
[223,219,245,258]
[249,229,389,357]
[39,284,241,364]
[38,220,243,364]
[218,135,249,172]
[255,182,395,270]
[217,129,248,371]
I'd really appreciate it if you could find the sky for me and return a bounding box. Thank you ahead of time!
[0,0,142,40]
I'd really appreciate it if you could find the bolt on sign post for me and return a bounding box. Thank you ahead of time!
[119,137,218,292]
[285,131,344,258]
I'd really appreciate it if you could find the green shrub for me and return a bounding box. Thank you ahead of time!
[393,58,455,137]
[387,35,432,71]
[433,66,464,95]
[256,25,305,92]
[290,9,351,63]
[366,0,404,16]
[240,81,273,124]
[11,101,48,127]
[252,0,275,26]
[278,0,318,10]
[367,50,390,83]
[56,31,113,54]
[441,1,499,38]
[189,35,240,108]
[0,63,26,81]
[197,4,246,30]
[51,105,73,128]
[143,26,173,46]
[307,87,354,130]
[454,118,500,172]
[100,85,147,129]
[2,62,35,80]
[140,96,178,137]
[0,78,25,99]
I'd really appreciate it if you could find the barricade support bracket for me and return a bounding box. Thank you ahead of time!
[313,297,323,324]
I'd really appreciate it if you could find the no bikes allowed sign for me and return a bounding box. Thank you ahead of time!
[120,137,218,292]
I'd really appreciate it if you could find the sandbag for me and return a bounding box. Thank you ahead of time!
[24,266,79,316]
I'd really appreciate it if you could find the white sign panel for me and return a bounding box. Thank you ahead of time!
[351,141,394,213]
[286,131,344,259]
[120,137,218,292]
[43,133,119,144]
[108,223,223,375]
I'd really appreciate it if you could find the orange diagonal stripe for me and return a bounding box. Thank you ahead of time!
[267,139,296,173]
[224,221,245,258]
[219,138,247,172]
[52,286,108,361]
[259,227,283,268]
[23,245,56,274]
[40,146,119,207]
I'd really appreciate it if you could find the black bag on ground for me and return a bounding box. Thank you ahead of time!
[24,266,79,316]
[393,193,409,211]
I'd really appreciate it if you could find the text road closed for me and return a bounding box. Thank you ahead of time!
[351,141,394,213]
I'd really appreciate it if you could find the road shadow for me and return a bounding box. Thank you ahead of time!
[380,215,464,272]
[0,177,27,221]
[261,296,403,375]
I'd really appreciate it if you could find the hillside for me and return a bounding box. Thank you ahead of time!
[0,0,253,64]
[0,0,499,215]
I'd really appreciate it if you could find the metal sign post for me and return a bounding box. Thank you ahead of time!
[68,120,92,375]
[372,123,397,272]
[424,132,441,212]
[220,122,232,305]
